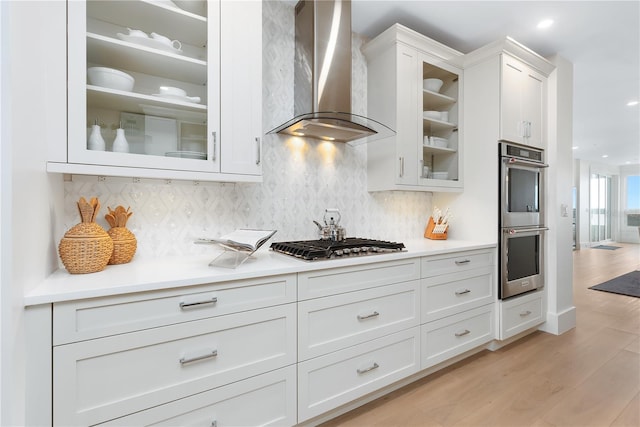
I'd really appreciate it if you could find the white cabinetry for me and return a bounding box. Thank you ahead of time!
[52,274,296,426]
[364,24,464,192]
[297,259,421,422]
[500,54,546,148]
[420,249,496,369]
[498,289,545,340]
[55,0,262,182]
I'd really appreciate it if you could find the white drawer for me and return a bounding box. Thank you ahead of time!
[298,327,420,422]
[421,304,494,369]
[499,291,544,340]
[298,258,420,300]
[298,280,420,360]
[53,274,296,344]
[100,365,297,426]
[421,267,494,322]
[54,304,296,426]
[421,249,494,278]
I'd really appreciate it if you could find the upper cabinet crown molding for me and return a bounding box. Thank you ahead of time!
[463,36,555,76]
[363,24,464,68]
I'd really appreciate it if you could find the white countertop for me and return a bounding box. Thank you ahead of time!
[24,239,495,306]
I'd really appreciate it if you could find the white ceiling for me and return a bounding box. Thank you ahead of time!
[349,0,640,167]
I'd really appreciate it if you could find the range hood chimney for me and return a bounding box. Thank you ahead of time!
[268,0,394,145]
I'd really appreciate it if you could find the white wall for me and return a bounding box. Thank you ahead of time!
[1,2,66,425]
[541,54,575,335]
[0,1,8,422]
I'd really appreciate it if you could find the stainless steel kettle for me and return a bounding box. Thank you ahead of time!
[313,208,346,241]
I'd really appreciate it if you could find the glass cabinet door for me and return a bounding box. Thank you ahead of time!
[67,0,218,172]
[418,53,462,188]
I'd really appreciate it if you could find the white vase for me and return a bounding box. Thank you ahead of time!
[87,124,106,151]
[112,128,129,153]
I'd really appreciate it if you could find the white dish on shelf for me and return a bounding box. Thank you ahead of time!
[153,93,201,104]
[423,78,443,92]
[431,137,448,148]
[165,151,206,159]
[423,110,441,120]
[432,171,449,180]
[87,67,135,91]
[117,33,183,55]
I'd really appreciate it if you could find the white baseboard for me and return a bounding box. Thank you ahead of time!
[539,306,576,335]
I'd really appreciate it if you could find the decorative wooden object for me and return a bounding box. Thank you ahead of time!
[424,217,448,240]
[105,205,137,265]
[59,197,114,274]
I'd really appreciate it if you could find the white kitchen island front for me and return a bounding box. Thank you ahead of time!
[23,240,546,426]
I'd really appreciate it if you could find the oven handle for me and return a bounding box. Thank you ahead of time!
[503,157,549,168]
[504,227,549,235]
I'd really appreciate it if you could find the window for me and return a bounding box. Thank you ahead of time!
[627,175,640,209]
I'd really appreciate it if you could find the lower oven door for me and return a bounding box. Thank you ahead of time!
[500,227,547,299]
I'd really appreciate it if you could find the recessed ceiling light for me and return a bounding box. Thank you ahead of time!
[602,154,609,158]
[572,146,578,150]
[627,100,639,106]
[537,19,554,29]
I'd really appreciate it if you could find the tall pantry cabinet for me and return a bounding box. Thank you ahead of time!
[53,0,262,182]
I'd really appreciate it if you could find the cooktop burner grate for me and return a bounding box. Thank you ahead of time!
[270,238,405,261]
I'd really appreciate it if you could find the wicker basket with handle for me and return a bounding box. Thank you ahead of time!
[105,205,137,265]
[59,197,114,274]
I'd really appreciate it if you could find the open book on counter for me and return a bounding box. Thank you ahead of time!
[195,229,277,253]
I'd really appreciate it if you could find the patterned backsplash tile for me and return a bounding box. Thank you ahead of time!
[62,1,432,260]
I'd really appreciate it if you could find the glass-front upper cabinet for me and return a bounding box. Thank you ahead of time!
[61,1,262,181]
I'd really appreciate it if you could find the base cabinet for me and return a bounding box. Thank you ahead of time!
[44,247,506,426]
[100,366,297,426]
[498,290,545,340]
[297,328,420,422]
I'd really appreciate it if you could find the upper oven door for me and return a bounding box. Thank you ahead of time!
[501,157,546,228]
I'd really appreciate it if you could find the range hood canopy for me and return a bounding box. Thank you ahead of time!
[268,0,394,145]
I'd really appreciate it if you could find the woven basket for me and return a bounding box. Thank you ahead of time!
[107,227,137,265]
[59,223,114,274]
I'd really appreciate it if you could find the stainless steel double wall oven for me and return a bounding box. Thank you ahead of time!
[499,142,548,299]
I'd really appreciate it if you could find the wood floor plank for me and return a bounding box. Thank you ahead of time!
[541,349,640,426]
[611,391,639,427]
[319,244,640,427]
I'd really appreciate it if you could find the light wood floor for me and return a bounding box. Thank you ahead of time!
[321,243,640,427]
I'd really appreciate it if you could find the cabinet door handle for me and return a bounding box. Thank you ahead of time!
[519,310,532,317]
[455,289,471,295]
[255,137,261,165]
[399,157,404,177]
[455,259,471,265]
[357,311,380,320]
[357,362,379,374]
[179,297,218,310]
[455,329,471,337]
[179,349,218,365]
[211,131,217,161]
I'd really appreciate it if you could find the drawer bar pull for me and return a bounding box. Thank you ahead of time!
[179,297,218,309]
[455,329,471,337]
[455,259,471,265]
[357,311,380,320]
[179,349,218,365]
[455,289,471,295]
[357,362,380,374]
[520,310,532,317]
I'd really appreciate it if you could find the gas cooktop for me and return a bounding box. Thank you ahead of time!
[270,238,405,261]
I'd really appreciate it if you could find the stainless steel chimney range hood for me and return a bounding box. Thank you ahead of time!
[268,0,394,146]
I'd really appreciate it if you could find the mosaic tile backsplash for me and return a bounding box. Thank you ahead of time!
[62,1,433,260]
